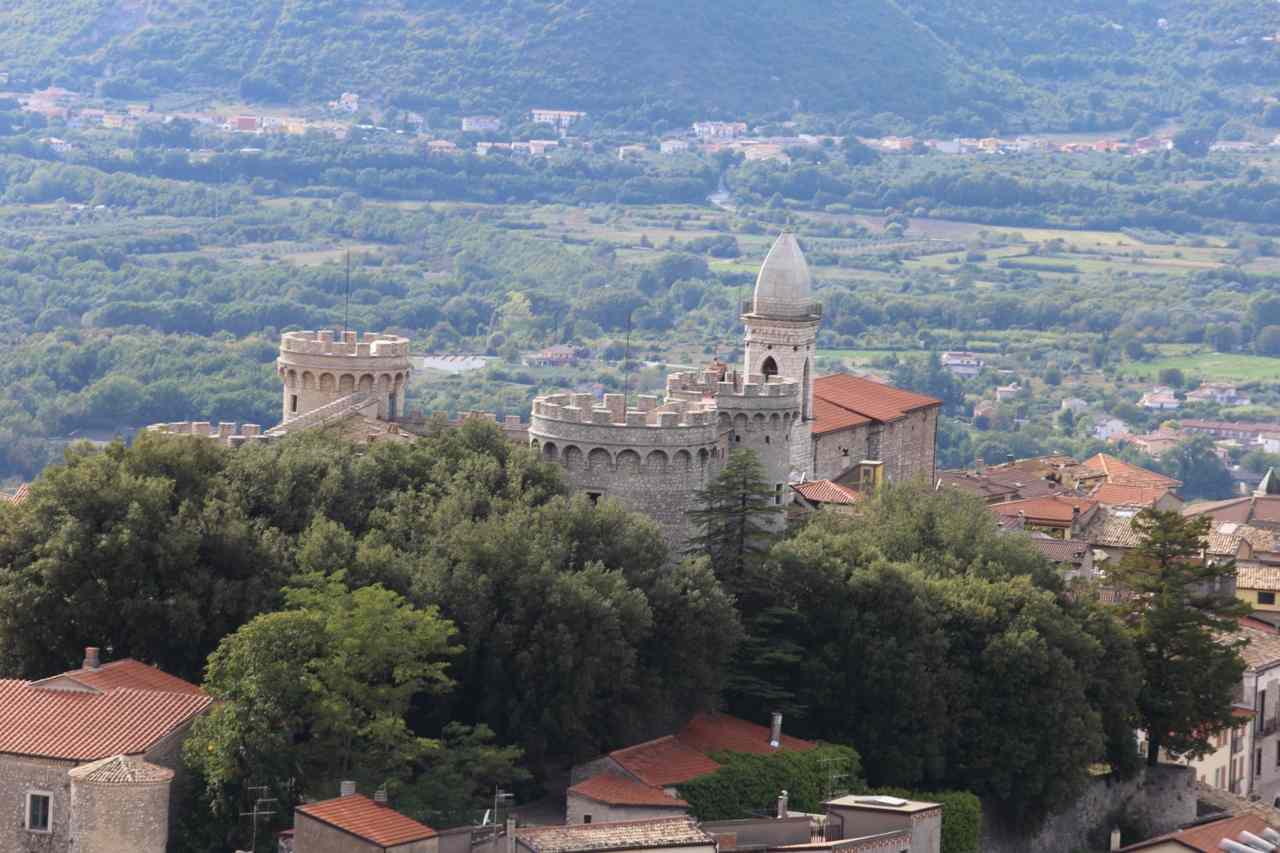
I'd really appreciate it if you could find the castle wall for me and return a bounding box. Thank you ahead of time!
[69,774,170,853]
[811,424,872,482]
[811,408,938,485]
[742,314,819,420]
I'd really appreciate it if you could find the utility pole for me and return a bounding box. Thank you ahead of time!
[342,250,352,337]
[622,309,634,409]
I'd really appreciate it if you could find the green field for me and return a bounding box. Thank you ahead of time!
[1126,353,1280,383]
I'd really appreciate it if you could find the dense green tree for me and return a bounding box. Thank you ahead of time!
[687,449,784,598]
[1157,435,1234,501]
[0,434,284,681]
[1109,510,1249,766]
[183,574,461,846]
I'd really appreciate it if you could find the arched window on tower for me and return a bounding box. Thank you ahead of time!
[761,356,779,378]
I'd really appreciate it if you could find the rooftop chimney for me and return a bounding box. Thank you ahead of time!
[769,712,783,749]
[83,646,100,670]
[374,788,388,805]
[1110,828,1122,852]
[776,790,789,819]
[340,780,356,798]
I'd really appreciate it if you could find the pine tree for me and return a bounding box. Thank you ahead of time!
[686,449,783,601]
[1110,509,1249,766]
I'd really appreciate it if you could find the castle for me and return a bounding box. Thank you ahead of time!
[149,231,940,549]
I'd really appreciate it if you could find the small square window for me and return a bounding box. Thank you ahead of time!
[27,792,51,833]
[1261,592,1276,605]
[586,492,602,506]
[583,815,592,824]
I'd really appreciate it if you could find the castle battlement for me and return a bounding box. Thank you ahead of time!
[146,421,273,447]
[279,329,410,359]
[532,392,718,429]
[665,369,800,407]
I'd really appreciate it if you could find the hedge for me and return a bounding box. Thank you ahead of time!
[869,788,981,853]
[677,744,863,820]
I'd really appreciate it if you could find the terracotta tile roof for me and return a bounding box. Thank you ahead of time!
[1091,483,1175,508]
[792,480,863,506]
[516,817,713,853]
[678,712,816,757]
[568,774,688,808]
[1185,497,1254,524]
[32,658,206,695]
[1084,510,1145,548]
[1224,625,1280,671]
[609,736,722,787]
[1029,537,1091,564]
[297,795,436,848]
[810,397,872,435]
[1118,814,1272,851]
[811,374,940,435]
[68,754,175,784]
[991,495,1097,526]
[1240,564,1280,591]
[2,483,30,503]
[1081,454,1181,488]
[0,680,211,761]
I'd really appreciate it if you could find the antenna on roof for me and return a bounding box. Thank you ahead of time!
[239,785,277,852]
[342,250,352,337]
[622,308,634,410]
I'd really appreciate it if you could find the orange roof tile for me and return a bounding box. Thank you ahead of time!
[810,397,872,434]
[792,480,863,506]
[1082,454,1181,488]
[33,658,206,695]
[568,774,688,808]
[297,795,436,848]
[1091,483,1175,508]
[0,680,211,761]
[609,736,722,787]
[677,712,817,756]
[2,483,30,503]
[1118,814,1271,851]
[992,495,1097,526]
[811,374,940,435]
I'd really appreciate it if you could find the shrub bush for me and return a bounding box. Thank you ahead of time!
[677,744,862,820]
[869,788,981,853]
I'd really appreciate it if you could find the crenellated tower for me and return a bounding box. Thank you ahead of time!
[741,231,822,475]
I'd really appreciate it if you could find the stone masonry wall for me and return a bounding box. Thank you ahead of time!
[981,764,1197,853]
[69,776,169,853]
[0,755,76,853]
[811,424,872,482]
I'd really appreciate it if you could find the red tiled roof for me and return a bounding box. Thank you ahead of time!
[568,774,688,808]
[1118,814,1271,851]
[0,680,211,761]
[2,483,30,504]
[1081,454,1181,488]
[810,397,872,435]
[991,495,1097,526]
[297,795,436,848]
[677,712,817,757]
[1029,537,1091,564]
[1091,483,1175,508]
[609,736,722,787]
[811,374,940,435]
[33,658,206,695]
[792,480,863,506]
[516,817,713,853]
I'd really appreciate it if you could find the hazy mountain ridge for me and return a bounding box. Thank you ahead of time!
[1,0,1277,130]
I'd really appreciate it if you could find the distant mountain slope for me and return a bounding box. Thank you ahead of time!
[0,0,1016,119]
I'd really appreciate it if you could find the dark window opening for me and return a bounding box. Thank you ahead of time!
[27,793,50,832]
[761,356,779,378]
[764,435,770,444]
[775,484,783,505]
[1262,592,1276,605]
[586,492,603,506]
[584,815,592,824]
[290,394,298,413]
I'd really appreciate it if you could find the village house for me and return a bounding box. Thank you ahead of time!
[1027,535,1096,580]
[808,374,940,486]
[692,121,747,141]
[517,817,715,853]
[937,455,1085,504]
[1095,417,1133,441]
[994,383,1021,403]
[939,352,984,377]
[1124,427,1185,458]
[1060,397,1090,415]
[618,144,647,160]
[281,785,438,853]
[530,109,586,132]
[0,647,211,853]
[790,479,864,516]
[524,344,582,368]
[1187,383,1252,407]
[1140,387,1182,411]
[660,139,690,154]
[1181,420,1280,443]
[990,494,1099,539]
[462,116,501,133]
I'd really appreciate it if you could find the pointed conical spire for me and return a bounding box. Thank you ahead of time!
[751,230,813,318]
[1257,467,1280,497]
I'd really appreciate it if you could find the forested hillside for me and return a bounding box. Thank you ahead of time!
[0,0,996,120]
[3,0,1277,129]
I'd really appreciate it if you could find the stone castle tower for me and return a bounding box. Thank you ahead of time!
[527,231,815,549]
[741,230,821,474]
[276,329,412,423]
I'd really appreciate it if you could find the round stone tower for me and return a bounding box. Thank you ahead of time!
[528,390,725,551]
[277,330,412,424]
[741,231,822,475]
[69,755,174,853]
